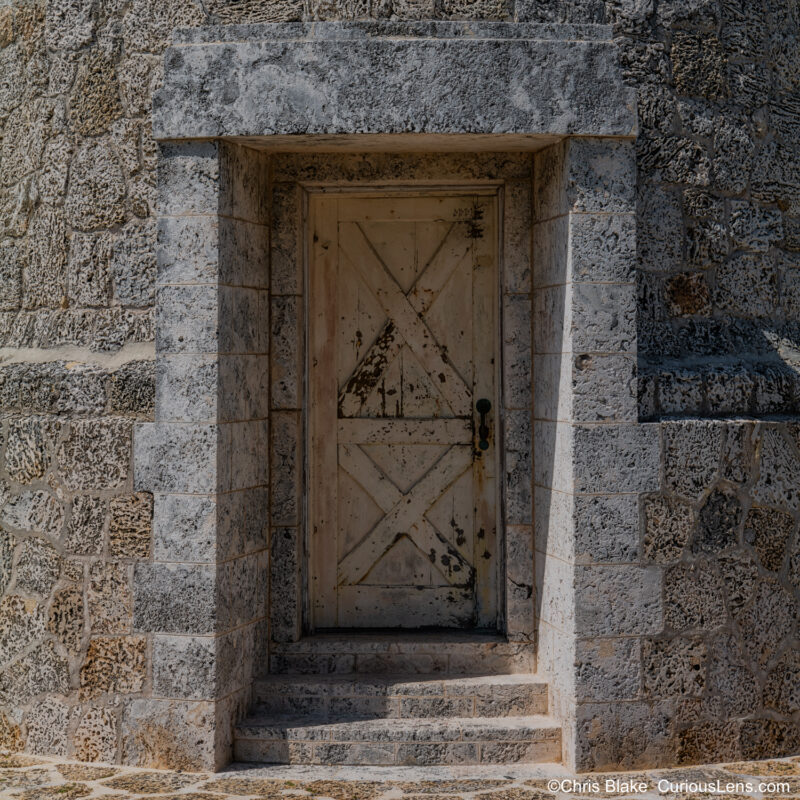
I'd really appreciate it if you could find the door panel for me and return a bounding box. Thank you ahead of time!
[308,192,499,629]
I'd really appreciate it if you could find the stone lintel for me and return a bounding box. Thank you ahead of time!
[153,23,636,141]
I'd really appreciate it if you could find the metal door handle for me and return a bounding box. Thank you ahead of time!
[476,398,491,450]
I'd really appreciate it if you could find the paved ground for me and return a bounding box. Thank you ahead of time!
[1,753,800,800]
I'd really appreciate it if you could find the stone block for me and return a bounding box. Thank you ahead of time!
[0,595,46,666]
[270,527,300,643]
[153,32,636,141]
[656,369,704,417]
[109,493,153,559]
[80,635,147,699]
[503,293,532,408]
[506,525,533,639]
[714,251,778,318]
[665,273,711,317]
[3,416,59,483]
[217,487,268,561]
[219,217,269,288]
[572,353,637,422]
[270,412,299,526]
[65,139,126,232]
[156,284,218,354]
[717,554,759,617]
[157,215,219,286]
[219,354,269,422]
[704,365,754,416]
[270,182,301,295]
[708,632,760,717]
[573,424,660,494]
[108,360,156,415]
[134,562,218,635]
[576,636,641,701]
[743,506,792,573]
[663,421,724,501]
[565,138,636,214]
[569,212,636,283]
[47,587,84,654]
[643,637,706,699]
[23,697,71,757]
[752,427,800,511]
[574,493,639,564]
[219,141,270,224]
[505,448,532,525]
[271,295,300,409]
[764,650,800,715]
[15,538,60,596]
[156,354,218,423]
[57,418,132,491]
[0,641,69,706]
[575,565,663,636]
[571,283,636,354]
[664,562,726,633]
[134,423,219,493]
[157,142,220,217]
[219,286,263,354]
[533,421,573,494]
[532,216,567,289]
[121,698,220,771]
[153,631,241,700]
[637,184,683,272]
[220,552,266,630]
[89,562,132,634]
[152,493,217,562]
[533,284,569,355]
[729,201,783,252]
[72,707,118,763]
[67,231,112,307]
[0,239,21,310]
[1,492,63,540]
[533,352,567,422]
[643,495,692,565]
[691,488,742,556]
[226,419,269,491]
[65,496,106,555]
[736,580,797,668]
[671,32,728,100]
[503,180,532,292]
[575,700,673,771]
[739,720,800,761]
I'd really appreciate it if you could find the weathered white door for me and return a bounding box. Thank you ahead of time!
[308,191,498,629]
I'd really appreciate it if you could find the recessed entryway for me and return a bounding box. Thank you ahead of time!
[307,190,500,630]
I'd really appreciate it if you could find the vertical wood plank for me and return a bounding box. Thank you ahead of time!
[309,195,339,628]
[471,195,499,628]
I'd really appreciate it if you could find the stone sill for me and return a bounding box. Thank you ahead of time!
[171,21,613,45]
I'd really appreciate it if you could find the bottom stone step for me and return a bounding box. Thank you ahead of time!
[234,714,562,765]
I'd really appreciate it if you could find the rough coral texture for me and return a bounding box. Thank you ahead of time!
[633,0,800,420]
[0,0,798,776]
[639,421,800,765]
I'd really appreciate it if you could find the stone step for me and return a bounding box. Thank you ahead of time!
[233,713,562,765]
[251,673,549,717]
[269,632,534,675]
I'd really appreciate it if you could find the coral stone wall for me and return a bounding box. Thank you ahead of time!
[0,0,798,770]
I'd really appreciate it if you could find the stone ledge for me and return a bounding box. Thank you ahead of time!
[154,23,635,140]
[171,21,614,44]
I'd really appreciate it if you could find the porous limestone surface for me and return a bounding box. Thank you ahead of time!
[153,22,636,140]
[1,751,800,799]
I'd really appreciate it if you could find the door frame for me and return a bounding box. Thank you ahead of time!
[301,182,507,634]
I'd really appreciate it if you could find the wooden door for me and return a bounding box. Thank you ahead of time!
[308,191,498,629]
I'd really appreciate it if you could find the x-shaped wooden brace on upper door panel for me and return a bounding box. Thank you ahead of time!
[337,222,473,419]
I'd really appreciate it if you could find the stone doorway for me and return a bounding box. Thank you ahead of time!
[307,189,501,630]
[264,153,537,649]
